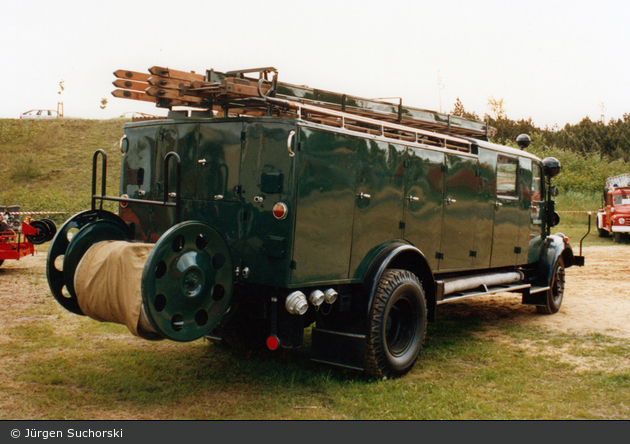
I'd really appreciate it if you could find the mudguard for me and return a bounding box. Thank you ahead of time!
[357,240,436,319]
[538,233,575,285]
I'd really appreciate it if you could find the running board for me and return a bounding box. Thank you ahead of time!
[437,282,550,305]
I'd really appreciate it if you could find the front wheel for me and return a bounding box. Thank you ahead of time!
[365,269,427,378]
[537,257,565,314]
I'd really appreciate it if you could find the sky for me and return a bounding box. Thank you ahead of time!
[2,0,629,129]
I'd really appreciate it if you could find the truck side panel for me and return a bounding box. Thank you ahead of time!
[402,147,445,270]
[349,139,406,276]
[291,128,357,285]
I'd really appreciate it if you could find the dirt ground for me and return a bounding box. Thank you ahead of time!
[436,245,630,340]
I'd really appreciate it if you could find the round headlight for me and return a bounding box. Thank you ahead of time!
[618,217,626,225]
[542,157,562,178]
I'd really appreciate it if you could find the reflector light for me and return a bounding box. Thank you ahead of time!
[267,335,279,350]
[273,202,288,220]
[120,194,129,208]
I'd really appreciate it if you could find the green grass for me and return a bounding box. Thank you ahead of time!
[3,287,629,420]
[0,119,124,224]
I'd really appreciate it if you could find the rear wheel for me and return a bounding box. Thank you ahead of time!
[365,269,427,378]
[537,257,565,314]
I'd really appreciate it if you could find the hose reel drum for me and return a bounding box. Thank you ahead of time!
[47,212,233,342]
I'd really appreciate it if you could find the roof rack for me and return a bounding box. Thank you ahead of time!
[112,66,492,144]
[606,174,630,188]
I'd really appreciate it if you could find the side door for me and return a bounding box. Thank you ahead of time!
[438,153,479,271]
[349,139,406,276]
[527,161,545,263]
[490,154,520,267]
[195,121,244,203]
[516,157,534,264]
[239,121,296,287]
[472,148,497,268]
[291,128,358,285]
[402,147,445,271]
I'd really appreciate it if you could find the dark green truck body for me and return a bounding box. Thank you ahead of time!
[120,116,547,285]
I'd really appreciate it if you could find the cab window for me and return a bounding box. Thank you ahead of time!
[532,163,543,202]
[496,155,518,197]
[613,194,630,206]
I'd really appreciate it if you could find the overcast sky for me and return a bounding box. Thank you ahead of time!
[2,0,629,128]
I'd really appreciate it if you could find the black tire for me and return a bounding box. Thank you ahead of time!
[365,269,427,378]
[614,232,623,243]
[0,260,4,268]
[537,257,565,314]
[598,227,609,238]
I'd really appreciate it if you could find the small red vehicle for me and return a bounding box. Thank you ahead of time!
[597,174,630,242]
[0,206,56,267]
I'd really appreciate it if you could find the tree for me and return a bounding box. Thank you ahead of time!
[488,96,506,121]
[451,97,481,122]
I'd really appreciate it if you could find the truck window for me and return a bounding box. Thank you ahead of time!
[532,163,542,202]
[496,155,518,197]
[613,194,630,206]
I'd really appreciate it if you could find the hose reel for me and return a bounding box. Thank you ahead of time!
[47,210,133,315]
[47,213,233,342]
[141,221,233,341]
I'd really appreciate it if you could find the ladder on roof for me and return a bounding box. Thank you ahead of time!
[606,174,630,188]
[112,66,492,140]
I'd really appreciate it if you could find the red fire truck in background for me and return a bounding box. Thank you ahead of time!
[597,174,630,242]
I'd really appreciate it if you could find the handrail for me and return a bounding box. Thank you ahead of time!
[90,150,182,223]
[163,152,182,223]
[91,149,107,211]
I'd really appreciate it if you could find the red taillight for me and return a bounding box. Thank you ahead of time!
[272,202,288,220]
[120,194,129,208]
[266,335,279,350]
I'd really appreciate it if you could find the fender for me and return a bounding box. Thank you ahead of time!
[538,233,575,285]
[357,240,436,320]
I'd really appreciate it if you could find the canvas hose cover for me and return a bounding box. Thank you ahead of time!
[74,241,164,341]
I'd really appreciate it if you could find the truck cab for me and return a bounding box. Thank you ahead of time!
[597,174,630,242]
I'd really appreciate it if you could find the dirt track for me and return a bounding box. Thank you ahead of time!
[435,245,630,340]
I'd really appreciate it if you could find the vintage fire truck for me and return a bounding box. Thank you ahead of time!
[597,174,630,243]
[45,66,583,378]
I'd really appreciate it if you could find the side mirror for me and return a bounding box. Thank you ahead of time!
[542,157,562,178]
[550,186,559,198]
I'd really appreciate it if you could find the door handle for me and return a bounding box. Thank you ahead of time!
[357,192,371,199]
[287,131,296,157]
[444,198,457,204]
[407,195,420,202]
[494,201,503,207]
[198,158,207,165]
